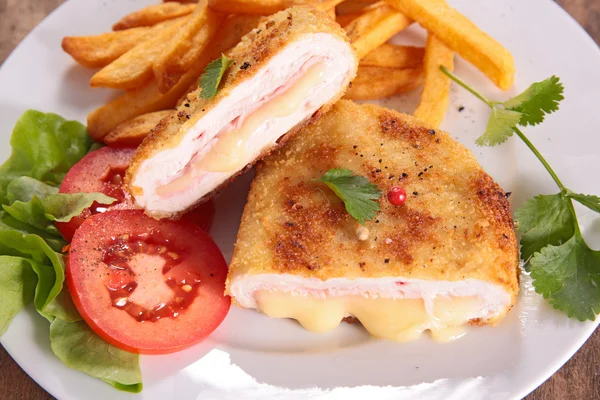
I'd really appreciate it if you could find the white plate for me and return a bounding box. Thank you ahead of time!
[1,0,599,399]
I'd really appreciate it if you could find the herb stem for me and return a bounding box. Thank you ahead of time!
[441,66,582,235]
[440,66,493,106]
[512,127,565,190]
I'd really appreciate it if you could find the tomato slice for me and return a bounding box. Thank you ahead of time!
[67,210,230,354]
[57,146,216,240]
[56,147,136,241]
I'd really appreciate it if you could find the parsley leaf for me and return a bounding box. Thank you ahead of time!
[199,54,233,100]
[514,193,575,263]
[565,191,600,214]
[530,233,600,321]
[317,169,381,224]
[503,76,564,126]
[475,107,522,147]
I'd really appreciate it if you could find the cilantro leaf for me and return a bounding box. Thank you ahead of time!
[503,76,564,126]
[514,192,575,263]
[530,233,600,321]
[565,191,600,214]
[317,169,381,224]
[199,54,233,100]
[475,107,522,147]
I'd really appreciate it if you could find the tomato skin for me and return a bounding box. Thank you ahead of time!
[57,147,136,241]
[67,210,230,354]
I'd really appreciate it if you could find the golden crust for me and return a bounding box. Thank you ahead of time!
[227,100,520,311]
[125,6,356,218]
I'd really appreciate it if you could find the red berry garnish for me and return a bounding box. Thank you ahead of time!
[387,186,407,206]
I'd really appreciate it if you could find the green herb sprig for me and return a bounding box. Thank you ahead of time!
[316,169,382,225]
[199,53,233,100]
[442,66,600,321]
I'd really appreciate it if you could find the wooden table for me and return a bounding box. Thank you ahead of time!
[0,0,599,399]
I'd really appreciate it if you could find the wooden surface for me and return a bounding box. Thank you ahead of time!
[0,0,599,399]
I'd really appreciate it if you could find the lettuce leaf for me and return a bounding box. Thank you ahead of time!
[0,256,37,335]
[50,319,143,393]
[0,110,92,204]
[0,110,142,392]
[3,177,115,232]
[0,229,65,321]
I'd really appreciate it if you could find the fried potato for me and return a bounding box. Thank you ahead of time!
[413,35,454,128]
[104,110,174,147]
[336,0,378,15]
[361,44,424,68]
[384,0,514,90]
[344,65,424,100]
[62,27,151,69]
[113,3,196,30]
[344,4,412,59]
[90,17,189,90]
[88,14,262,141]
[208,0,343,15]
[154,1,224,93]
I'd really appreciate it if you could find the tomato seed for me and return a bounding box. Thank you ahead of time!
[182,285,193,293]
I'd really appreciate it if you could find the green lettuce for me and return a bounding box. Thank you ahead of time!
[50,319,142,393]
[0,110,92,204]
[3,177,115,234]
[0,256,37,335]
[0,110,142,392]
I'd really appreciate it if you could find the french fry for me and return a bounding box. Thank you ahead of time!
[103,110,174,147]
[361,44,424,68]
[88,15,262,141]
[326,6,336,19]
[344,4,412,59]
[62,27,151,69]
[344,65,424,100]
[113,3,196,31]
[90,17,189,90]
[154,1,225,93]
[384,0,514,90]
[208,0,344,15]
[336,11,361,26]
[336,0,378,15]
[413,35,454,128]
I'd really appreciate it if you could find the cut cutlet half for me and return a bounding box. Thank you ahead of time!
[126,6,358,219]
[227,100,520,342]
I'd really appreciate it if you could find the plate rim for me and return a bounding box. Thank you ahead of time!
[0,0,599,399]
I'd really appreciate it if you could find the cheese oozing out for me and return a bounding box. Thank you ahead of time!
[229,275,513,342]
[131,33,356,214]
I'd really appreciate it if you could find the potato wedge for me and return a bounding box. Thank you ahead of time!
[336,0,378,15]
[88,14,262,141]
[344,4,412,59]
[413,35,454,128]
[208,0,343,15]
[361,44,424,68]
[104,110,174,147]
[154,1,225,93]
[90,17,189,90]
[62,27,151,69]
[344,65,424,100]
[113,3,196,30]
[384,0,514,90]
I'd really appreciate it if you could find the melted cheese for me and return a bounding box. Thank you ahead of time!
[255,291,482,342]
[156,63,326,197]
[197,63,326,173]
